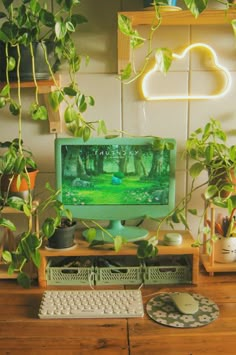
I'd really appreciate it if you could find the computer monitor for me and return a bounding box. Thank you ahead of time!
[55,137,176,242]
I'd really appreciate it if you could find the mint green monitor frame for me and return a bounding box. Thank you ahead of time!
[55,137,176,242]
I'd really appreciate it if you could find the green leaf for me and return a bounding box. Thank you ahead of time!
[55,21,67,39]
[3,0,14,10]
[184,0,208,18]
[31,249,41,268]
[205,145,214,163]
[30,104,48,120]
[118,14,144,49]
[135,240,158,258]
[48,90,64,111]
[152,138,165,151]
[88,96,95,106]
[155,48,173,74]
[23,203,31,217]
[17,272,31,289]
[2,250,12,263]
[188,208,197,216]
[71,14,88,26]
[42,218,56,238]
[97,120,107,135]
[64,106,78,123]
[82,126,91,142]
[114,235,125,252]
[118,14,133,36]
[86,228,97,243]
[189,162,205,178]
[66,21,75,33]
[171,211,180,223]
[0,83,10,97]
[0,217,16,231]
[39,9,55,27]
[204,185,218,200]
[63,86,77,96]
[120,63,132,81]
[0,97,6,108]
[9,102,20,116]
[7,196,25,211]
[178,212,190,229]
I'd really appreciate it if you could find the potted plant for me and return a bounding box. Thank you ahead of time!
[46,217,77,249]
[120,118,236,259]
[1,181,73,288]
[0,0,103,288]
[0,138,38,201]
[0,0,107,140]
[185,118,236,201]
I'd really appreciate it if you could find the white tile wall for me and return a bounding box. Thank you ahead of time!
[0,0,235,238]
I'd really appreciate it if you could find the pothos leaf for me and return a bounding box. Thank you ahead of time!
[155,48,173,74]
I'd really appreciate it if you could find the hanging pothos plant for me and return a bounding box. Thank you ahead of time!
[0,0,107,141]
[118,0,236,83]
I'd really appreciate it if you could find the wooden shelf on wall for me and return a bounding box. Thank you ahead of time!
[118,9,236,73]
[0,76,61,134]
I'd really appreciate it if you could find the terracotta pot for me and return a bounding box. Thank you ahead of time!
[0,169,39,200]
[209,167,236,198]
[214,236,236,263]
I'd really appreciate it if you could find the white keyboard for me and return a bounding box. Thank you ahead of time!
[38,289,144,319]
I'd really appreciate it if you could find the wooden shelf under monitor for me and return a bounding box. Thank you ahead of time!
[38,230,199,287]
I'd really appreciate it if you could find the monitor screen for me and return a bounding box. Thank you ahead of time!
[55,137,176,242]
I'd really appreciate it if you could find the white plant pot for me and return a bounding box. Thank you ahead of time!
[214,237,236,263]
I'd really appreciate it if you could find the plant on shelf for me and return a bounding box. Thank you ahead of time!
[0,181,73,288]
[184,118,236,251]
[118,0,236,82]
[141,118,236,257]
[106,118,236,259]
[0,138,38,202]
[0,0,107,140]
[185,118,236,201]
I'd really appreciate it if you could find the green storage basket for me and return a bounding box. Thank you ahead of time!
[143,255,192,285]
[46,256,95,286]
[95,256,143,285]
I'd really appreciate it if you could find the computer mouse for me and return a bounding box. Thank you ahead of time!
[170,292,199,314]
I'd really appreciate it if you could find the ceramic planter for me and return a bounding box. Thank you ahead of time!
[214,236,236,263]
[0,41,56,81]
[47,220,77,249]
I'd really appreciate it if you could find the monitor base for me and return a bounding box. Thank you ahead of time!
[83,220,148,243]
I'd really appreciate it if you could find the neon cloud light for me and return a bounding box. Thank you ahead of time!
[141,43,232,101]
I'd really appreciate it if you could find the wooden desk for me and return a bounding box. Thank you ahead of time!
[1,271,236,354]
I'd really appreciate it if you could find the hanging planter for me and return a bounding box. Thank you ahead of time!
[0,41,56,82]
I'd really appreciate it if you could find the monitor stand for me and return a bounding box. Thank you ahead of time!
[83,220,148,243]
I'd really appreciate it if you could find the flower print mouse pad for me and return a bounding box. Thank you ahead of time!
[146,293,219,328]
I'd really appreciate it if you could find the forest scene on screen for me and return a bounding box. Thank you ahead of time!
[61,144,171,205]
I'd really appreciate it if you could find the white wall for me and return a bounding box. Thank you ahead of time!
[1,0,235,239]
